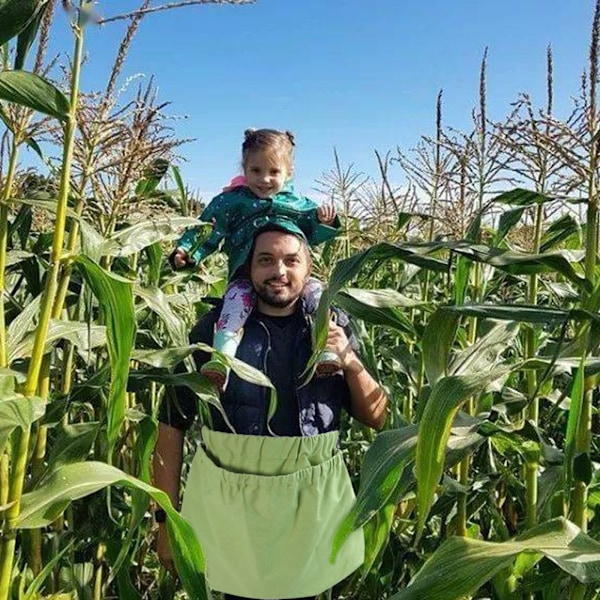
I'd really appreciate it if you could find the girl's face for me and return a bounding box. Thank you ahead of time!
[243,150,291,198]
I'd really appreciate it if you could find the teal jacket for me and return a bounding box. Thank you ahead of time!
[176,183,340,278]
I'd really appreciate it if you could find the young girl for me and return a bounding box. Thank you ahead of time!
[172,128,340,391]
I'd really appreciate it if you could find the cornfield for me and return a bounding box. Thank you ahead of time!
[2,1,600,599]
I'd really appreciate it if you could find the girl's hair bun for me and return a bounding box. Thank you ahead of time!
[244,128,257,140]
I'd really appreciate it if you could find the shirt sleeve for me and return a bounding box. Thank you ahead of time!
[157,311,217,430]
[175,195,231,264]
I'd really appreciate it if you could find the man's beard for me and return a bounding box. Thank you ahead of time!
[255,280,299,308]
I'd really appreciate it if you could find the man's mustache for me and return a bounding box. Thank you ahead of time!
[263,277,289,285]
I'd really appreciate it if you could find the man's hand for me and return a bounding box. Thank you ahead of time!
[326,319,388,430]
[157,524,177,577]
[325,320,360,373]
[317,205,337,225]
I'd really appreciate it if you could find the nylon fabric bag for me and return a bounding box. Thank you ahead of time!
[181,427,364,599]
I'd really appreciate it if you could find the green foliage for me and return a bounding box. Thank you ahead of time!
[0,70,69,121]
[389,519,600,599]
[17,461,210,599]
[75,256,136,456]
[0,375,44,454]
[0,0,46,47]
[3,2,600,599]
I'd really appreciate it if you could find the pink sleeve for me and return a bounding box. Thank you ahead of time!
[222,175,248,192]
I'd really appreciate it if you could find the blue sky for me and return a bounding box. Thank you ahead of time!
[46,0,594,199]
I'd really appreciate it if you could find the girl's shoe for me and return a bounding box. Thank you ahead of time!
[315,350,342,377]
[201,358,230,393]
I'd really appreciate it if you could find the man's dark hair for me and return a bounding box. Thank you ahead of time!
[246,224,311,268]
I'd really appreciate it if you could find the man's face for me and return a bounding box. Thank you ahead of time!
[250,231,310,312]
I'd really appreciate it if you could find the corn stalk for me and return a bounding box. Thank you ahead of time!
[0,6,85,598]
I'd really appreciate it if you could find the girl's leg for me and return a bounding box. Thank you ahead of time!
[202,278,256,391]
[302,276,323,313]
[213,278,256,356]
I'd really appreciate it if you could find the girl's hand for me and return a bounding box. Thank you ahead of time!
[172,248,192,269]
[317,205,336,225]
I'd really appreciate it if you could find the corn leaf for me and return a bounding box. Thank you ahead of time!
[541,214,581,253]
[135,285,189,347]
[75,257,135,456]
[331,426,418,561]
[23,541,74,600]
[447,303,598,325]
[41,422,99,479]
[14,0,49,69]
[101,216,205,257]
[334,414,486,561]
[360,496,398,580]
[493,206,529,246]
[335,289,417,334]
[145,241,162,287]
[329,243,448,294]
[108,414,157,585]
[310,242,447,376]
[0,0,45,46]
[5,249,34,266]
[449,321,519,377]
[340,287,424,309]
[132,343,273,389]
[9,319,106,362]
[135,157,170,198]
[564,354,586,508]
[171,165,188,216]
[416,320,517,536]
[0,375,45,455]
[416,370,509,536]
[452,255,472,305]
[6,293,40,353]
[16,461,210,599]
[492,188,556,207]
[449,243,590,292]
[0,70,69,121]
[390,518,600,599]
[422,308,460,387]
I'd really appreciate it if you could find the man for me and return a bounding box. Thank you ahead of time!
[154,225,388,600]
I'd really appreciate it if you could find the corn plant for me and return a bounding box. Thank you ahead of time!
[0,1,252,598]
[5,0,600,598]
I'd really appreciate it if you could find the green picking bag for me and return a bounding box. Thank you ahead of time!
[181,427,364,599]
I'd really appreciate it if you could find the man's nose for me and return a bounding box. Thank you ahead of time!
[273,261,286,276]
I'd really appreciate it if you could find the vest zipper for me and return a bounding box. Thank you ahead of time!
[257,320,279,436]
[294,310,313,436]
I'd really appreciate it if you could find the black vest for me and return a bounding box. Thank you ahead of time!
[209,306,351,436]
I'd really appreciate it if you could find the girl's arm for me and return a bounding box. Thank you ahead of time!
[174,195,230,265]
[302,204,341,246]
[275,192,342,246]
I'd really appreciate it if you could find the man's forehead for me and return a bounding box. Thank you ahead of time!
[254,232,304,254]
